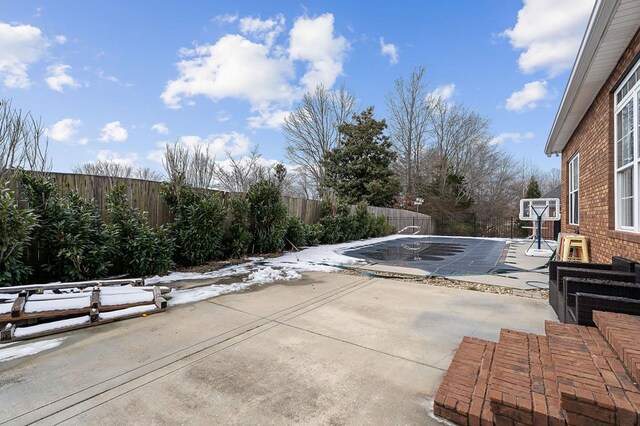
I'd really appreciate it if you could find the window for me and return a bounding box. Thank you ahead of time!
[568,154,579,225]
[614,60,640,232]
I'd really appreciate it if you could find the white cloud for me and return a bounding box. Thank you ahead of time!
[54,35,67,45]
[379,37,398,65]
[216,110,231,122]
[0,22,49,88]
[429,83,456,101]
[213,14,238,25]
[147,132,252,164]
[490,131,535,145]
[96,149,138,166]
[162,13,348,129]
[94,68,133,87]
[289,14,349,91]
[239,14,285,47]
[45,64,80,92]
[151,122,169,134]
[48,118,82,142]
[161,34,295,109]
[505,80,550,112]
[503,0,595,76]
[99,121,128,142]
[247,108,289,129]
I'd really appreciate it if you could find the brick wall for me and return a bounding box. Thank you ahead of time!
[561,27,640,263]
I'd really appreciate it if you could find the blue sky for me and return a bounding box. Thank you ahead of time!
[0,0,595,174]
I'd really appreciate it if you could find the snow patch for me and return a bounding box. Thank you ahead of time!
[100,291,153,306]
[0,303,11,315]
[0,338,66,363]
[14,316,90,338]
[145,263,252,285]
[24,296,90,313]
[246,266,301,284]
[99,304,157,320]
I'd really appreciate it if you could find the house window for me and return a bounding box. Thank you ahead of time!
[614,61,640,231]
[568,154,579,225]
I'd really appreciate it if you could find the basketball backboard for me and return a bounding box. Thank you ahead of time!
[519,198,560,221]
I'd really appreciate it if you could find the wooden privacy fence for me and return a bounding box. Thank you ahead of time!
[363,206,433,235]
[8,172,429,231]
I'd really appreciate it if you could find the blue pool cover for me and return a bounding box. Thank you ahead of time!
[342,236,514,276]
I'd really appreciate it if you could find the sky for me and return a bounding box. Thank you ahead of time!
[0,0,597,175]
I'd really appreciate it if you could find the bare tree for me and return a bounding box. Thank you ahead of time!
[425,97,493,198]
[73,161,163,181]
[0,98,50,182]
[73,161,133,178]
[132,166,164,181]
[212,146,267,193]
[539,168,561,196]
[162,142,216,189]
[283,84,355,196]
[386,66,430,201]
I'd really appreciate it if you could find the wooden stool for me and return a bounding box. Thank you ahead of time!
[560,235,589,263]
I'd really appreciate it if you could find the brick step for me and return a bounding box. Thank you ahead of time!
[434,337,495,425]
[487,329,564,426]
[545,320,640,425]
[594,311,640,386]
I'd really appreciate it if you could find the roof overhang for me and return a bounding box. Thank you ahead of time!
[545,0,640,155]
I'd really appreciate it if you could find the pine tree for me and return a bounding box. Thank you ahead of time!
[322,107,401,207]
[525,177,542,199]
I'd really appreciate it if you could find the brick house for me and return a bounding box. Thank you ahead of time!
[545,0,640,263]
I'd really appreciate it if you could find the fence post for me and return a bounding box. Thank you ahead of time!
[510,217,514,239]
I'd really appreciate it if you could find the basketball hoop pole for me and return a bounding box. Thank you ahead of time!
[528,205,553,252]
[537,212,543,250]
[519,198,559,255]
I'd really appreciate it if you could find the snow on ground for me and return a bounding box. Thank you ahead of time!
[167,266,301,306]
[145,262,253,285]
[0,337,66,363]
[154,235,436,306]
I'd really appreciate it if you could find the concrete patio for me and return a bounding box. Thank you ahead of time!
[1,271,556,425]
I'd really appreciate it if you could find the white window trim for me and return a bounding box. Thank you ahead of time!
[568,153,579,226]
[614,60,640,232]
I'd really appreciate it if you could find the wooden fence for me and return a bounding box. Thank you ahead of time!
[8,172,429,231]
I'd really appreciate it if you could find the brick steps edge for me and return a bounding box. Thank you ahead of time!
[434,336,495,425]
[594,311,640,386]
[546,320,640,425]
[487,329,564,426]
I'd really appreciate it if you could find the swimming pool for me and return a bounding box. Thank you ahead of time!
[342,236,514,276]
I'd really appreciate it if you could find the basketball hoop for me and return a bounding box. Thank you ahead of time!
[519,198,560,252]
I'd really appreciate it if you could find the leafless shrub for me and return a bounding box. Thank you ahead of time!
[73,161,163,181]
[162,141,216,189]
[283,84,355,196]
[0,98,50,183]
[212,146,267,193]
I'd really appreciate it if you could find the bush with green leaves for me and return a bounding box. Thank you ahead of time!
[0,186,36,285]
[352,202,372,240]
[247,178,288,254]
[20,172,114,282]
[285,216,308,249]
[225,195,252,258]
[107,184,174,277]
[305,223,324,246]
[318,200,392,244]
[318,202,353,244]
[161,183,226,266]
